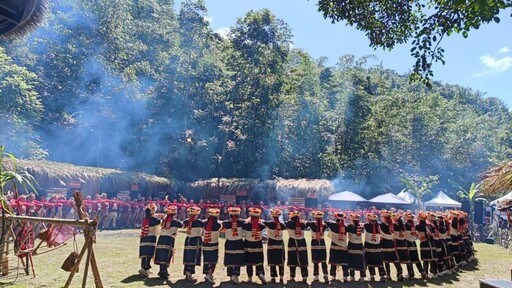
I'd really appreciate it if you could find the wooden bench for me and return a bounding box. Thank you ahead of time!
[479,279,512,288]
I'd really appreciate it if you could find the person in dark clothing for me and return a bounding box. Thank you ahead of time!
[138,203,161,277]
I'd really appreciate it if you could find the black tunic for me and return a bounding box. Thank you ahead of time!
[393,223,410,263]
[379,222,399,263]
[154,217,182,265]
[222,219,245,267]
[139,216,161,258]
[363,222,383,267]
[183,219,203,266]
[346,223,365,271]
[285,220,308,267]
[404,221,420,263]
[416,221,437,262]
[242,220,266,266]
[202,219,222,264]
[326,221,348,266]
[308,221,327,263]
[264,220,285,266]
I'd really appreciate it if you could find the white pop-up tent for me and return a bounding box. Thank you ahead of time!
[328,191,367,209]
[328,191,368,202]
[490,191,512,206]
[424,191,461,208]
[397,191,416,204]
[369,193,414,205]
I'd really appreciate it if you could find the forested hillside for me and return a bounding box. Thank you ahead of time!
[1,0,510,197]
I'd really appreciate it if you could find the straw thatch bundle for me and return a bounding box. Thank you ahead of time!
[186,177,335,199]
[479,160,512,197]
[2,158,173,194]
[186,178,259,196]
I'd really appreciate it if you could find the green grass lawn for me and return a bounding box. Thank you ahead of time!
[0,229,510,288]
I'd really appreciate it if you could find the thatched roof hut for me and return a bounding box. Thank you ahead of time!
[479,160,512,197]
[186,178,335,203]
[3,159,174,197]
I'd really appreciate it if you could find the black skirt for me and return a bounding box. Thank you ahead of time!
[154,235,176,265]
[380,238,398,263]
[139,235,157,258]
[395,239,410,263]
[224,239,245,267]
[328,242,348,266]
[244,240,264,266]
[267,238,285,266]
[310,239,327,263]
[287,238,308,267]
[202,241,219,264]
[347,242,365,271]
[419,240,437,262]
[406,240,421,263]
[183,236,202,266]
[364,242,383,267]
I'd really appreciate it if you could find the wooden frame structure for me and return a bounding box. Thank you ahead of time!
[1,192,103,288]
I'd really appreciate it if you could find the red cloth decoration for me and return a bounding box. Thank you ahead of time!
[338,219,345,241]
[231,215,238,237]
[187,215,196,235]
[204,217,214,243]
[294,217,301,237]
[140,217,149,238]
[163,215,173,229]
[251,216,261,240]
[273,217,281,237]
[408,220,416,237]
[371,221,377,241]
[316,218,323,239]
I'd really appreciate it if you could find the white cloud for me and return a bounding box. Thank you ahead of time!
[498,47,510,54]
[480,55,512,71]
[215,27,230,39]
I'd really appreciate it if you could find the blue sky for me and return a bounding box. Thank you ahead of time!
[202,0,512,108]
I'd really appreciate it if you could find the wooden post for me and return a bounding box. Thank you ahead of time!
[63,240,89,288]
[81,241,93,288]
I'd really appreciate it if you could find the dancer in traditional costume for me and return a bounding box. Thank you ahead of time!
[404,212,423,280]
[154,205,182,279]
[286,210,309,283]
[243,207,266,284]
[326,211,349,282]
[416,212,438,278]
[346,212,366,282]
[392,213,409,281]
[448,210,463,266]
[182,206,203,282]
[222,207,245,284]
[139,203,161,277]
[363,212,386,282]
[308,210,329,284]
[264,208,285,284]
[202,208,222,284]
[436,213,453,275]
[380,210,402,281]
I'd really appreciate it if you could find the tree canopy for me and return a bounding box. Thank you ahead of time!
[316,0,512,86]
[0,0,510,198]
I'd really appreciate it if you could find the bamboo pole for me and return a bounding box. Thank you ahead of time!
[5,215,92,227]
[81,241,92,288]
[63,240,89,288]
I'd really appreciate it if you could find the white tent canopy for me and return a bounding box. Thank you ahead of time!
[369,193,414,205]
[397,191,416,203]
[490,191,512,206]
[424,191,461,208]
[328,191,367,202]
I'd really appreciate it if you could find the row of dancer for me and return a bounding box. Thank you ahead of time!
[139,203,475,285]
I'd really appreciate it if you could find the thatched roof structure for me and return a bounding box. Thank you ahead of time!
[186,178,335,199]
[3,158,173,196]
[479,160,512,197]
